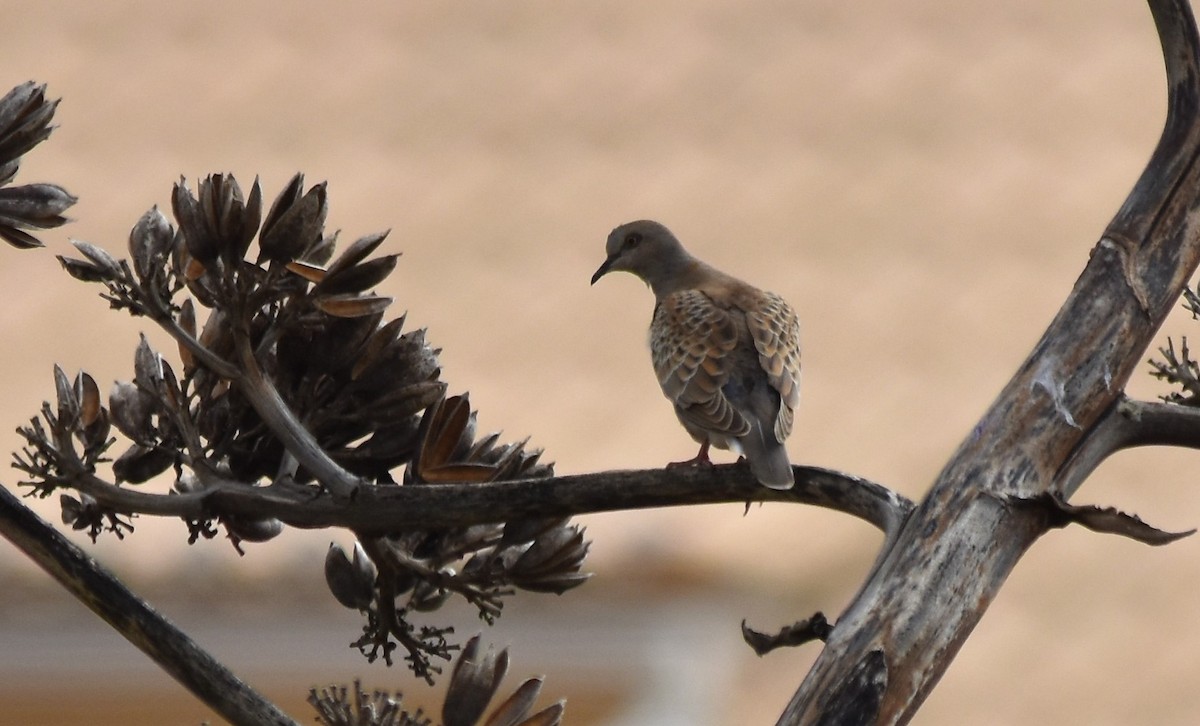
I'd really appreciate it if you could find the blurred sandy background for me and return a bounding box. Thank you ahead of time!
[0,0,1196,724]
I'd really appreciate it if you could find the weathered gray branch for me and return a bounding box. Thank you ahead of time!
[61,463,913,539]
[0,484,298,726]
[1057,396,1200,491]
[779,1,1200,723]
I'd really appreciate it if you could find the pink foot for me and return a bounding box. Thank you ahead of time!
[667,442,713,469]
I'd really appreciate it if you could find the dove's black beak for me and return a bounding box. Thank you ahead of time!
[590,254,618,285]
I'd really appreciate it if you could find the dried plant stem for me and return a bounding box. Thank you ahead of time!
[232,331,362,498]
[159,312,242,379]
[48,464,913,539]
[1057,396,1200,493]
[0,484,298,726]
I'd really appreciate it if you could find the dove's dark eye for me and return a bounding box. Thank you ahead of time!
[623,232,642,249]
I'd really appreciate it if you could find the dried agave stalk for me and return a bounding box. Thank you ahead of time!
[15,171,589,680]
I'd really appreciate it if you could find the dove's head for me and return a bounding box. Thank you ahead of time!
[591,220,694,295]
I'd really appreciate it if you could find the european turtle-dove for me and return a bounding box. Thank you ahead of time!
[591,220,801,489]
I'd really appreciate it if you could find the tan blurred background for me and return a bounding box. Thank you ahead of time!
[0,0,1197,724]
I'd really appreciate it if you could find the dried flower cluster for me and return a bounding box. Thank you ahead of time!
[13,170,589,679]
[309,635,563,726]
[0,82,76,249]
[328,395,589,680]
[1149,287,1200,406]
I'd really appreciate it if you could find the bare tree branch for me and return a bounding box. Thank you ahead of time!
[780,1,1200,722]
[0,484,298,726]
[1057,396,1200,492]
[49,463,912,538]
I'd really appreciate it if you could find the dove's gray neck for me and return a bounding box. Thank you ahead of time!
[647,250,725,299]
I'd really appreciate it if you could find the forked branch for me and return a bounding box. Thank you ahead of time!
[780,0,1200,723]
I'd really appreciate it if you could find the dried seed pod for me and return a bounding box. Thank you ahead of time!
[511,526,586,576]
[259,172,304,243]
[172,178,218,266]
[197,308,233,360]
[324,542,375,610]
[109,380,154,442]
[509,571,591,596]
[359,381,446,422]
[224,515,284,543]
[259,179,326,262]
[157,357,181,407]
[133,335,162,392]
[0,82,57,163]
[177,299,197,373]
[350,316,406,380]
[443,635,508,726]
[75,371,101,428]
[233,176,262,262]
[57,255,111,282]
[500,517,571,549]
[336,419,424,475]
[0,224,44,249]
[349,541,378,593]
[58,493,101,532]
[169,230,217,308]
[509,525,590,595]
[313,254,399,296]
[313,293,393,319]
[128,206,174,282]
[301,230,338,265]
[323,230,390,279]
[69,239,123,279]
[410,579,453,612]
[482,678,546,726]
[351,327,441,392]
[0,183,76,232]
[407,394,554,486]
[53,364,77,423]
[80,404,112,453]
[112,444,174,484]
[507,701,565,726]
[284,260,326,284]
[59,493,82,526]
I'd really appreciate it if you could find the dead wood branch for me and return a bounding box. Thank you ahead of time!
[0,485,298,726]
[41,463,912,539]
[779,1,1200,723]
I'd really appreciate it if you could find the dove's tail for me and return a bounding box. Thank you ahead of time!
[741,422,794,490]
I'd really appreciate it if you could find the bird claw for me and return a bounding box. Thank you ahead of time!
[667,442,713,469]
[666,457,713,470]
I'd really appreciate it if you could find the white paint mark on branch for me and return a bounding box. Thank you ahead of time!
[1030,359,1081,429]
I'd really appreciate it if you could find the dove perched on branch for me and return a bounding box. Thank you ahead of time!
[591,220,801,489]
